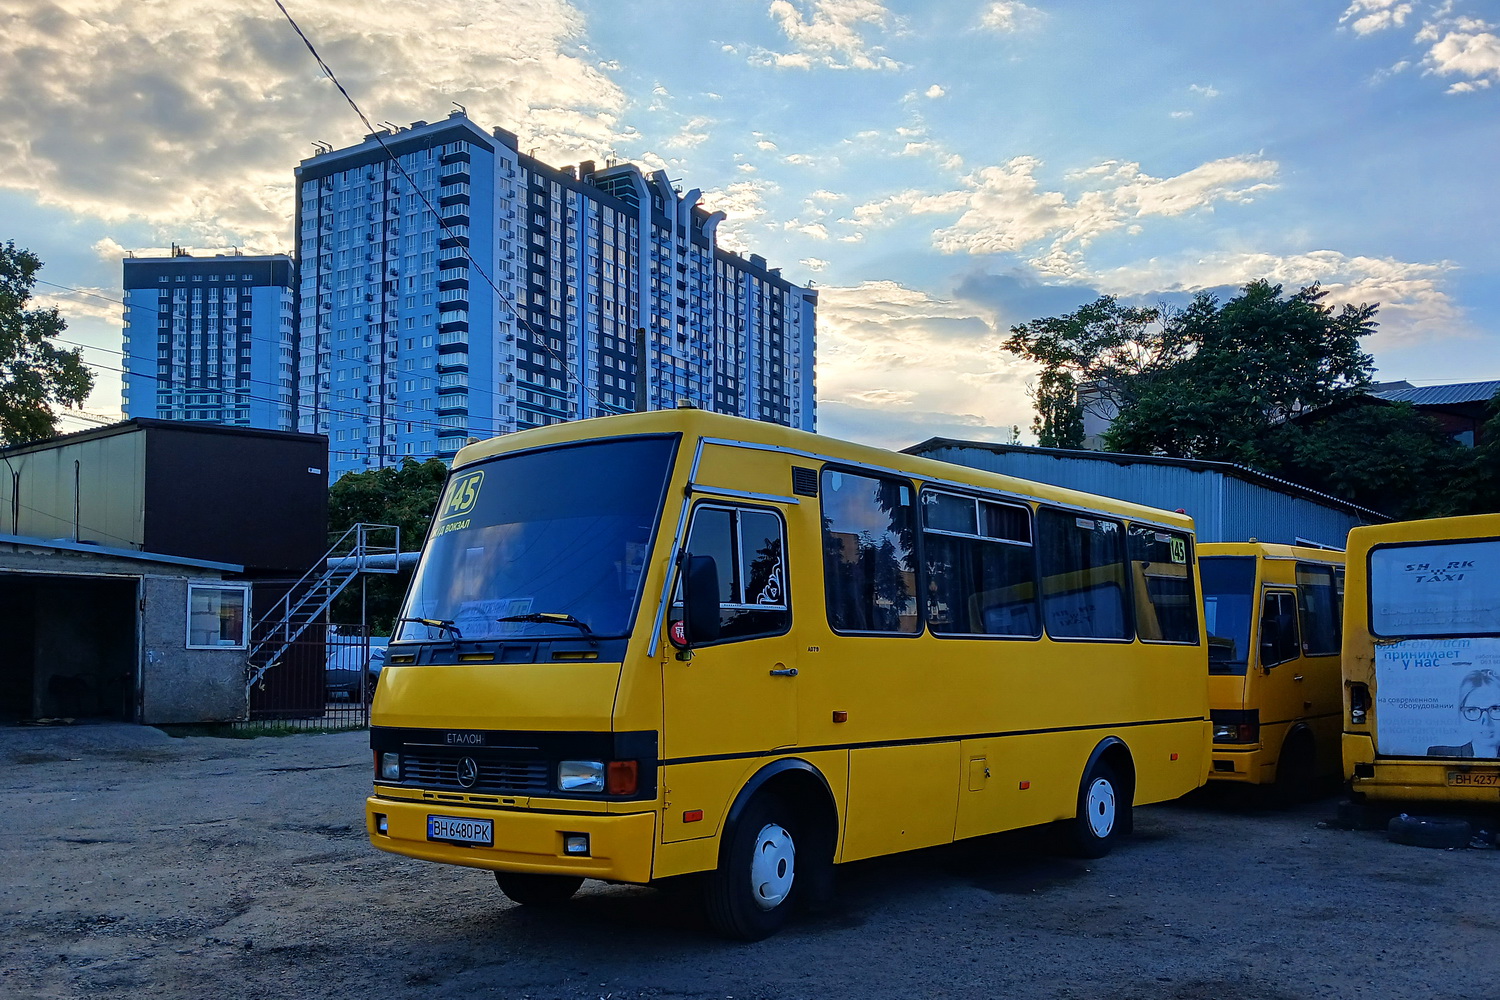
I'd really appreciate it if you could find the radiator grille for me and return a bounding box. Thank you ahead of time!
[401,753,550,794]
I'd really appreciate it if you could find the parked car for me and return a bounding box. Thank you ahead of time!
[325,633,388,701]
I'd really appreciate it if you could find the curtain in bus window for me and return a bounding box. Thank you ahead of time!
[1037,510,1129,640]
[1127,526,1199,643]
[923,491,1039,636]
[821,470,919,633]
[682,505,789,642]
[1295,562,1341,655]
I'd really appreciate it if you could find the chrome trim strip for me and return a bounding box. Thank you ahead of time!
[688,485,800,506]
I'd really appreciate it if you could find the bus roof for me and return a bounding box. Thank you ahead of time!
[454,409,1197,532]
[1347,512,1500,554]
[1199,541,1346,563]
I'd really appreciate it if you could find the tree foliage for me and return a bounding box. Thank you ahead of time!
[327,457,449,632]
[0,242,94,445]
[1265,402,1472,521]
[1003,280,1498,519]
[1002,296,1173,448]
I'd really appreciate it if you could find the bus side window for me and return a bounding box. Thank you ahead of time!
[680,505,790,643]
[821,469,919,634]
[921,490,1038,637]
[1037,509,1130,640]
[1295,563,1341,656]
[1127,526,1199,643]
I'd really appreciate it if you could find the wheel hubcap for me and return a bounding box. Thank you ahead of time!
[748,822,796,910]
[1086,777,1116,839]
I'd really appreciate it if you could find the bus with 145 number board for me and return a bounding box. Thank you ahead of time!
[365,407,1212,938]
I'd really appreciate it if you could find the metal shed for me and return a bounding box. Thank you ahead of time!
[903,439,1384,549]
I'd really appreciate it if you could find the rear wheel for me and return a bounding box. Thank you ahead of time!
[494,872,583,907]
[1066,758,1126,859]
[703,793,800,940]
[1272,731,1319,806]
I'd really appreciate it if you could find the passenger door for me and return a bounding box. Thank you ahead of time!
[661,501,798,767]
[1257,589,1304,746]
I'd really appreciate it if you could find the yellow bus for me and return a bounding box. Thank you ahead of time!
[1200,543,1345,798]
[1343,513,1500,804]
[366,408,1210,938]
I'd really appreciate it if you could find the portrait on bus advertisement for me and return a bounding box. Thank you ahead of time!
[1375,638,1500,758]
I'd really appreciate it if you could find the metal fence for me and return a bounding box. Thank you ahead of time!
[239,623,382,732]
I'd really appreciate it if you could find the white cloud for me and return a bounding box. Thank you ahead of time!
[1425,24,1500,87]
[978,1,1045,33]
[662,116,716,149]
[925,84,946,98]
[801,257,830,271]
[701,179,779,251]
[815,281,1034,448]
[0,0,628,249]
[1189,83,1220,98]
[784,221,830,239]
[750,0,902,71]
[92,237,129,263]
[849,153,1278,270]
[1340,2,1500,91]
[1340,0,1415,35]
[1095,249,1466,346]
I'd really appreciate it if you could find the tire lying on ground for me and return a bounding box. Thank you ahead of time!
[1386,813,1472,849]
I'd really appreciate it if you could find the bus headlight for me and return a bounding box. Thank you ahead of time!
[558,760,605,793]
[1212,723,1259,743]
[380,752,401,781]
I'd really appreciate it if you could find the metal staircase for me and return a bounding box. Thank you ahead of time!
[245,523,401,693]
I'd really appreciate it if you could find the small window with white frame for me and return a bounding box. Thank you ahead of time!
[187,584,251,649]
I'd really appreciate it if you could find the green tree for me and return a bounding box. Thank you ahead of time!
[1101,282,1377,462]
[1263,401,1472,520]
[1000,280,1500,519]
[327,457,449,632]
[1002,296,1178,448]
[0,242,94,444]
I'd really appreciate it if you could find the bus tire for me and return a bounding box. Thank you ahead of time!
[1067,758,1126,859]
[494,872,584,907]
[1272,729,1319,806]
[703,792,800,940]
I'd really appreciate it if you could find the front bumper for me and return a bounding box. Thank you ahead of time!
[366,794,657,883]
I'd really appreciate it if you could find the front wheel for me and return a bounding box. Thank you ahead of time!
[1066,758,1127,859]
[494,872,583,907]
[703,793,799,940]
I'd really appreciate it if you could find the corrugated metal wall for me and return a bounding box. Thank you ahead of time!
[12,431,146,547]
[914,444,1364,547]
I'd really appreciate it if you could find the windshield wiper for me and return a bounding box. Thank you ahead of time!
[396,617,464,641]
[496,612,594,635]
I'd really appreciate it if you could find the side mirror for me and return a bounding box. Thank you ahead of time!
[672,553,721,649]
[1259,616,1279,665]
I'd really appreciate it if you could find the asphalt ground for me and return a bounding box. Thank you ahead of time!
[2,723,1496,1000]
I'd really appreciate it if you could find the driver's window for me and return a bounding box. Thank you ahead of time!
[1261,591,1300,666]
[682,504,790,643]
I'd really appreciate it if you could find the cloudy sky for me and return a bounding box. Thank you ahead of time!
[5,0,1498,448]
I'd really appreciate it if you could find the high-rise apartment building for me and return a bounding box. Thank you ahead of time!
[294,111,816,476]
[121,252,296,430]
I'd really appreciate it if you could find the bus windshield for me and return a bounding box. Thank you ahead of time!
[1201,556,1256,675]
[395,436,677,642]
